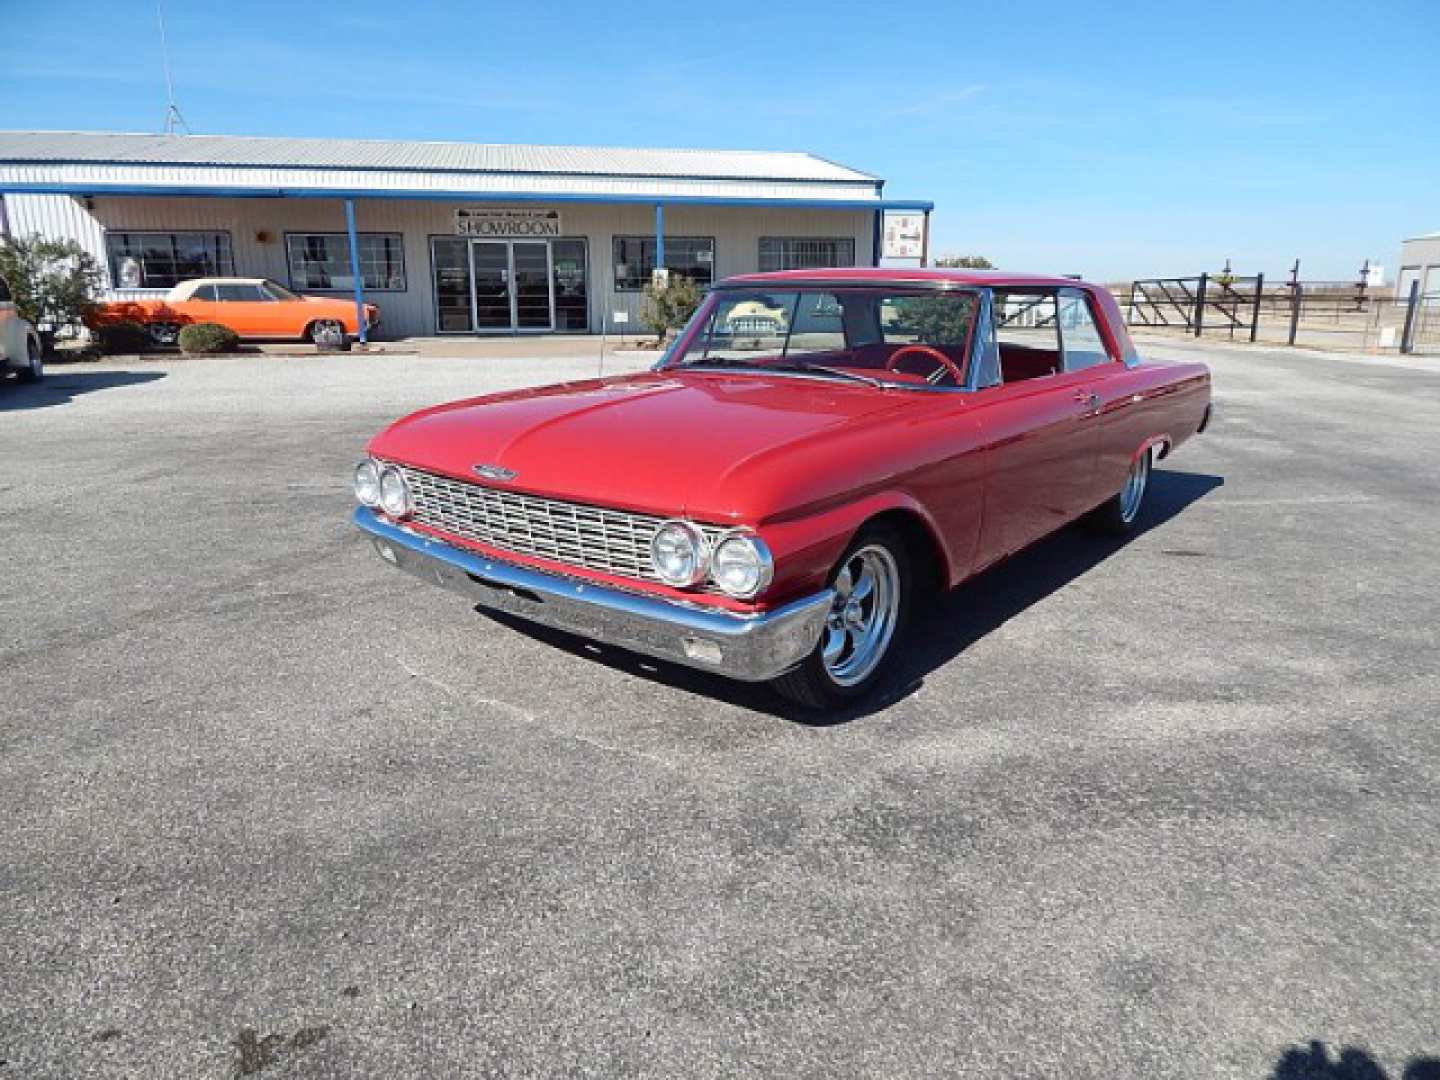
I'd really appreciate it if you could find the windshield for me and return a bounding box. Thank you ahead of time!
[261,280,301,301]
[668,287,979,388]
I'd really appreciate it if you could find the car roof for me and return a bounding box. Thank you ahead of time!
[166,277,273,299]
[717,268,1092,290]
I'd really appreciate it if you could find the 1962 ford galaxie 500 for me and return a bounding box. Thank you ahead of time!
[352,269,1211,708]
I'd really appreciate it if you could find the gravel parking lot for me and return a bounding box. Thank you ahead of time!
[2,339,1437,1078]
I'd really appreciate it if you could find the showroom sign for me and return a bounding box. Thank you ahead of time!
[454,208,562,238]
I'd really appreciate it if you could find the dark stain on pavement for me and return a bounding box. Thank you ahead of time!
[232,1024,331,1076]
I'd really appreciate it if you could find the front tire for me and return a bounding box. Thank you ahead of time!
[309,320,350,351]
[1085,448,1152,535]
[771,523,912,710]
[17,338,42,383]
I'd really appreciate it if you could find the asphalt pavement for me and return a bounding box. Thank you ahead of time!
[1,339,1437,1078]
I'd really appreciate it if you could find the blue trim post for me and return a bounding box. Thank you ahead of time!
[654,203,665,274]
[872,208,883,266]
[343,198,367,344]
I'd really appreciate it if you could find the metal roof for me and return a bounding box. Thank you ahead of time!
[0,131,878,185]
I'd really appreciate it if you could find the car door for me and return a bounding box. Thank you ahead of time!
[179,283,220,328]
[973,289,1101,565]
[0,275,23,366]
[1056,287,1136,508]
[211,282,275,337]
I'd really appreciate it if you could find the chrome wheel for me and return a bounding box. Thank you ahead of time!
[821,543,901,687]
[1119,451,1151,524]
[311,320,345,347]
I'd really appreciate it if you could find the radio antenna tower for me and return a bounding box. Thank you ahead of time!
[156,1,190,134]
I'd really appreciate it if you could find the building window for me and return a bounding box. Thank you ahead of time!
[105,231,233,290]
[612,236,714,291]
[286,233,406,292]
[759,237,856,272]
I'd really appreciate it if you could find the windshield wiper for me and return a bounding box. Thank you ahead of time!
[782,363,888,390]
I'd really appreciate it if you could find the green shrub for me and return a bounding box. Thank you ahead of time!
[96,320,151,355]
[178,322,240,355]
[640,274,701,340]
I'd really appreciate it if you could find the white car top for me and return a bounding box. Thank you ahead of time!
[164,278,277,302]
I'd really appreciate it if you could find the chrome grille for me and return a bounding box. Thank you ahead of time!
[395,465,725,585]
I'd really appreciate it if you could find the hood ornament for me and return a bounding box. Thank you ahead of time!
[473,463,517,482]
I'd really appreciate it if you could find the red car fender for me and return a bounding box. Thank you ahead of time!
[759,488,957,605]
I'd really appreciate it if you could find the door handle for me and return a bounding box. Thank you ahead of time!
[1074,390,1100,412]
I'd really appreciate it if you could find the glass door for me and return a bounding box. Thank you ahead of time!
[511,242,554,330]
[435,240,569,332]
[471,242,512,331]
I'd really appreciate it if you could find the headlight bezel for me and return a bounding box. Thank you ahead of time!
[649,519,711,588]
[709,529,775,599]
[377,464,413,519]
[353,459,382,508]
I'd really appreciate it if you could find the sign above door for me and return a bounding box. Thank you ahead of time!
[455,208,562,239]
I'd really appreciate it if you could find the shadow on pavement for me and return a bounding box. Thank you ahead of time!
[0,369,165,411]
[1273,1040,1440,1079]
[478,467,1225,723]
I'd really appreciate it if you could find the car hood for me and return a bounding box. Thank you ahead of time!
[368,370,924,522]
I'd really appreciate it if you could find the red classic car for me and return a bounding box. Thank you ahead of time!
[353,269,1211,708]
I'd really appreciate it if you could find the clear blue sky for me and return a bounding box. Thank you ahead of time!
[4,0,1437,282]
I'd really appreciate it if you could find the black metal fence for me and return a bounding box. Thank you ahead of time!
[1124,274,1438,355]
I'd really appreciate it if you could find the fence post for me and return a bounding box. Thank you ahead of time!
[1128,280,1137,325]
[1249,273,1265,342]
[1194,273,1208,337]
[1400,279,1421,355]
[1288,283,1303,346]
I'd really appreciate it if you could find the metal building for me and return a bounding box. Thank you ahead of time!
[0,131,933,338]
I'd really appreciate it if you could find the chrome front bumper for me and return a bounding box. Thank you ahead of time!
[353,508,832,682]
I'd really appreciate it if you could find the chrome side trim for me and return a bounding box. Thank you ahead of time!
[353,508,832,683]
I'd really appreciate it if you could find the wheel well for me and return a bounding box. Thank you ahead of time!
[856,509,947,594]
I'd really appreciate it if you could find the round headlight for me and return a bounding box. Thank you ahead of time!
[710,531,774,599]
[650,520,710,587]
[354,460,382,508]
[378,466,412,518]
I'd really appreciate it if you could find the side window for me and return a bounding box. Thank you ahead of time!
[215,284,264,302]
[192,285,217,301]
[993,290,1061,383]
[1058,289,1112,371]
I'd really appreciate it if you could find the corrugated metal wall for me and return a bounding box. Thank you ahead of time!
[1,193,876,336]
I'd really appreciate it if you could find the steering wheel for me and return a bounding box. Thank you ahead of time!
[884,344,965,385]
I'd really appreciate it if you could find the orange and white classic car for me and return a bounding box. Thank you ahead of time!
[92,277,378,347]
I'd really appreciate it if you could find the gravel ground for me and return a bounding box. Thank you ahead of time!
[1,341,1437,1079]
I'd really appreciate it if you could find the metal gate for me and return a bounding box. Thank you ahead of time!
[1128,273,1265,340]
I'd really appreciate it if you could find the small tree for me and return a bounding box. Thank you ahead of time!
[0,233,104,348]
[639,274,701,341]
[934,254,994,269]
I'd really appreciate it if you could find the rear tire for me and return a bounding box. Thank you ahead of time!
[17,338,42,383]
[771,522,912,710]
[309,320,350,351]
[1084,448,1152,535]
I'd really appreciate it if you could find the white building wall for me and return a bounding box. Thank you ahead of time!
[1,193,876,337]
